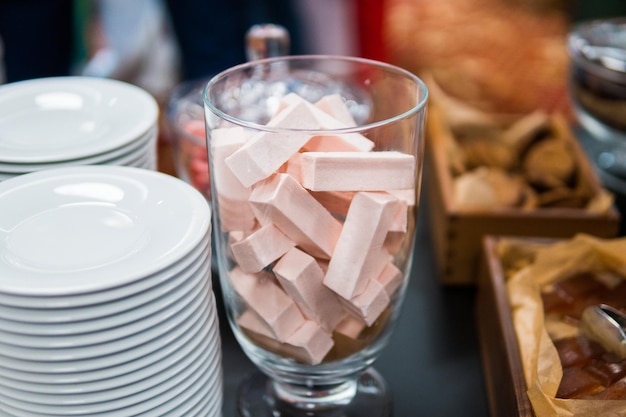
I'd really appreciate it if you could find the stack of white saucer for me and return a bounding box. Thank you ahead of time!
[0,165,221,416]
[0,76,159,181]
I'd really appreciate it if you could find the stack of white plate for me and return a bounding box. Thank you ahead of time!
[0,76,159,181]
[0,165,221,416]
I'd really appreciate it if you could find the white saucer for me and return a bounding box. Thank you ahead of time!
[0,165,211,296]
[168,359,223,417]
[0,334,218,415]
[0,305,217,394]
[0,260,210,348]
[0,297,215,383]
[0,285,211,372]
[0,324,219,405]
[0,126,157,174]
[0,251,209,334]
[0,77,158,164]
[166,362,222,417]
[0,277,209,361]
[0,234,210,311]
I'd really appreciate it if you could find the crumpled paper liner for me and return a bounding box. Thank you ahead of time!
[506,234,626,416]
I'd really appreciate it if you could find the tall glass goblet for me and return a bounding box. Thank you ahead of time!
[203,55,428,416]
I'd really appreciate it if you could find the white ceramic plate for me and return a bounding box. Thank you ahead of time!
[162,359,222,417]
[0,324,220,405]
[0,334,218,415]
[113,145,156,170]
[0,277,209,361]
[0,260,211,348]
[166,362,222,417]
[0,288,214,375]
[0,77,158,163]
[0,165,211,296]
[0,234,211,311]
[0,297,215,383]
[0,237,210,324]
[0,126,157,174]
[0,306,218,394]
[0,254,210,336]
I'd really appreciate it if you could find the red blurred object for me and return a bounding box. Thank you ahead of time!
[355,0,388,62]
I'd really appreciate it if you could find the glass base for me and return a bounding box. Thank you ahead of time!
[236,368,392,417]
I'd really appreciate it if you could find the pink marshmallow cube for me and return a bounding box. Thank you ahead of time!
[304,110,374,153]
[272,92,302,116]
[376,262,403,297]
[217,193,257,233]
[388,188,416,206]
[383,231,406,255]
[248,173,342,259]
[210,126,252,199]
[237,309,277,340]
[237,311,333,365]
[302,134,374,153]
[230,224,295,273]
[341,278,390,326]
[388,197,409,233]
[225,101,319,187]
[211,126,258,232]
[284,152,303,183]
[277,93,374,152]
[273,247,345,332]
[334,314,366,339]
[229,267,305,342]
[309,190,355,217]
[284,320,334,365]
[299,151,416,192]
[314,94,357,127]
[324,192,399,299]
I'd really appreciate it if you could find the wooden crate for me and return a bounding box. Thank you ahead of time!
[476,235,538,417]
[424,102,621,285]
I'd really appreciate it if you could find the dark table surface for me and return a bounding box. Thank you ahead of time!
[215,194,490,417]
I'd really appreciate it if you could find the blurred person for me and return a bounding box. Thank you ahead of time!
[163,0,304,82]
[80,0,179,103]
[0,0,75,83]
[0,0,304,88]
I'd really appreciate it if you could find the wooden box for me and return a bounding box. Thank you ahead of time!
[424,101,621,285]
[476,235,537,417]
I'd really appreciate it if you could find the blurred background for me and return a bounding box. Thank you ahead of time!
[1,0,625,208]
[1,0,624,102]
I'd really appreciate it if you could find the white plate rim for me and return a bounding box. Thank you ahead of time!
[0,234,211,311]
[0,166,211,296]
[0,76,158,163]
[0,278,210,361]
[0,260,211,348]
[0,324,220,405]
[0,298,216,383]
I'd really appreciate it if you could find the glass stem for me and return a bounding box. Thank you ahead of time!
[271,378,358,412]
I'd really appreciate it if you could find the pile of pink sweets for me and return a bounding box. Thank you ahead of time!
[178,119,211,199]
[211,92,416,365]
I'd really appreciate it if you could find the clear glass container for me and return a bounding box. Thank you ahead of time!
[203,55,428,416]
[167,79,210,200]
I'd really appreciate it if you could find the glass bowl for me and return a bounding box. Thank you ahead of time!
[568,17,626,181]
[167,78,211,200]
